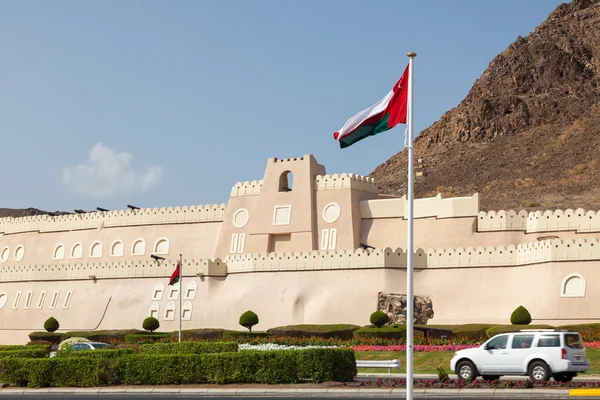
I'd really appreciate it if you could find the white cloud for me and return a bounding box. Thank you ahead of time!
[62,143,163,198]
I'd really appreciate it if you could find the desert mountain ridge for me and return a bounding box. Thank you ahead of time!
[370,0,600,211]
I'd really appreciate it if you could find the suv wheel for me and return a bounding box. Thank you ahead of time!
[528,361,549,382]
[456,360,476,380]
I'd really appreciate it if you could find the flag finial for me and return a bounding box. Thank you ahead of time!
[407,52,417,57]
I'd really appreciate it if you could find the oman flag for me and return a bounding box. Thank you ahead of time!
[168,261,181,286]
[334,64,409,148]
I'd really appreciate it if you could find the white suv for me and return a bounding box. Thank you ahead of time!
[450,329,590,382]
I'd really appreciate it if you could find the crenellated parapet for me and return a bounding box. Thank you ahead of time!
[425,238,600,268]
[229,180,263,197]
[315,173,379,193]
[224,247,426,274]
[0,204,226,235]
[478,208,600,233]
[0,258,226,283]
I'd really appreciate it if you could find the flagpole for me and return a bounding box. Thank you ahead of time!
[406,51,416,400]
[179,253,182,343]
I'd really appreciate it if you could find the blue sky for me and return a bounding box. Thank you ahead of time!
[0,0,565,212]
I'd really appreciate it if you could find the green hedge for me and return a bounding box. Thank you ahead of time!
[423,324,495,339]
[353,326,407,339]
[0,349,50,358]
[62,329,141,343]
[557,323,600,335]
[268,324,360,340]
[54,348,135,359]
[485,324,555,337]
[176,329,225,341]
[124,333,172,344]
[0,345,49,352]
[0,348,355,387]
[222,331,270,340]
[28,332,62,344]
[138,342,238,354]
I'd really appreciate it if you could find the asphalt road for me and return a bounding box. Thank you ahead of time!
[0,395,594,400]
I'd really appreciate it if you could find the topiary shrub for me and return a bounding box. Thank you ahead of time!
[369,311,390,328]
[142,317,160,333]
[239,310,259,332]
[43,317,59,333]
[58,337,89,351]
[510,305,532,325]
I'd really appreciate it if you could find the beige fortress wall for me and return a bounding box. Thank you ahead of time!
[0,222,223,266]
[1,258,596,344]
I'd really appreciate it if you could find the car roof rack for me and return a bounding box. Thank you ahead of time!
[519,329,568,332]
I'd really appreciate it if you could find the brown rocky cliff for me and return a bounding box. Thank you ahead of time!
[371,0,600,211]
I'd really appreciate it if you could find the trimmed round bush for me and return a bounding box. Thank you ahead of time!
[510,306,532,325]
[44,317,59,333]
[142,317,160,333]
[369,311,390,328]
[58,337,89,351]
[239,310,259,332]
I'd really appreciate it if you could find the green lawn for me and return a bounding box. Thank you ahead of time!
[356,348,600,375]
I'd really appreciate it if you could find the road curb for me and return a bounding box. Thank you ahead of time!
[0,387,578,396]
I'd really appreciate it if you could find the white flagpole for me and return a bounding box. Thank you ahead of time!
[406,51,416,400]
[179,254,182,343]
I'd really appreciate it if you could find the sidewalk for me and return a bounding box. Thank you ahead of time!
[0,374,598,397]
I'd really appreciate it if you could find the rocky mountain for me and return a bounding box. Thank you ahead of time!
[371,0,600,211]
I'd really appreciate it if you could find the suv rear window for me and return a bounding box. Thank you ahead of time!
[565,333,584,349]
[537,335,560,347]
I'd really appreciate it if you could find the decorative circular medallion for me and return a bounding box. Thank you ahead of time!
[323,203,341,223]
[0,247,8,263]
[233,209,250,228]
[14,245,24,262]
[0,293,6,309]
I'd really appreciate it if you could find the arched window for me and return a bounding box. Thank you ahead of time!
[111,240,124,257]
[184,281,197,300]
[53,244,65,260]
[164,301,176,321]
[149,302,160,319]
[152,282,164,301]
[182,301,192,321]
[90,241,103,258]
[131,239,146,256]
[561,273,586,297]
[71,243,82,259]
[279,171,294,192]
[153,238,169,255]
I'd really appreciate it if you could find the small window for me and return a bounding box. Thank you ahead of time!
[182,301,192,321]
[24,291,33,309]
[152,283,164,301]
[111,240,124,257]
[512,334,534,349]
[53,244,65,260]
[50,291,60,310]
[279,171,294,192]
[153,238,169,255]
[164,302,176,321]
[131,239,146,256]
[90,241,103,258]
[12,291,22,309]
[184,282,197,300]
[36,291,47,309]
[63,290,73,309]
[71,243,83,259]
[149,302,160,319]
[486,335,508,350]
[230,234,239,253]
[561,273,586,297]
[537,335,560,347]
[168,284,179,300]
[565,333,584,349]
